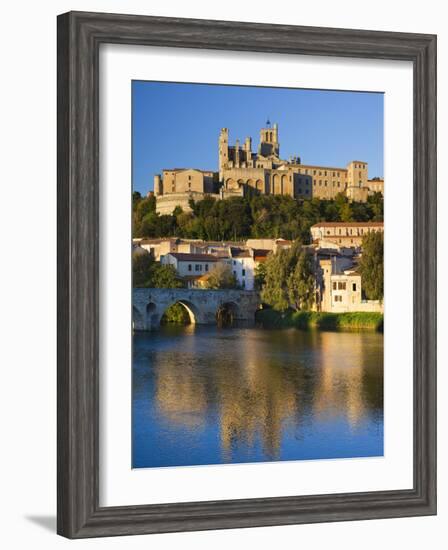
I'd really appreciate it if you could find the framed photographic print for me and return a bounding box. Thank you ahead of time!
[57,11,437,538]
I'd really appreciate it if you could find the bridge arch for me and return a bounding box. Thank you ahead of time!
[132,305,145,331]
[146,302,158,330]
[160,299,200,326]
[216,301,240,327]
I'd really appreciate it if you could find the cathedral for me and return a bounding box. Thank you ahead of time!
[153,122,383,215]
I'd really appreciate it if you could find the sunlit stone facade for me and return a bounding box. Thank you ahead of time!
[154,123,384,214]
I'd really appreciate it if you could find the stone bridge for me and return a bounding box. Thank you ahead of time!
[133,288,261,330]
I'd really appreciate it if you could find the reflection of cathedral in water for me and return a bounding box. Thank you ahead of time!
[151,329,383,463]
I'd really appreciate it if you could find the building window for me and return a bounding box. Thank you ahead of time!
[338,282,346,290]
[319,180,322,186]
[352,283,357,291]
[205,264,209,272]
[333,172,335,177]
[327,230,330,235]
[313,170,316,175]
[334,295,342,302]
[242,269,246,276]
[188,264,192,271]
[324,171,327,176]
[195,264,201,271]
[332,282,337,290]
[324,181,327,186]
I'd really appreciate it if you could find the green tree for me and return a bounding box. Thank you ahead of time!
[367,192,384,221]
[358,231,384,300]
[254,262,267,290]
[151,264,183,288]
[132,250,154,287]
[286,251,315,310]
[132,190,383,241]
[261,240,315,311]
[132,191,142,207]
[339,202,354,222]
[203,263,238,289]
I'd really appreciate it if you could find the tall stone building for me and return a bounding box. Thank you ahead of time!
[154,122,383,214]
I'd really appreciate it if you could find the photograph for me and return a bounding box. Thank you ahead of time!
[131,81,385,469]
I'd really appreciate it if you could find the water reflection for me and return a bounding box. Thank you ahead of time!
[132,326,383,468]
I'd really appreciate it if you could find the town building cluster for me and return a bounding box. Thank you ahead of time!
[153,122,384,215]
[133,221,384,313]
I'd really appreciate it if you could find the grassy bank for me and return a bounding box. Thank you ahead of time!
[255,309,383,332]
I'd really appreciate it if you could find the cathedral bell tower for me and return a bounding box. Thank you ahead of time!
[259,121,279,158]
[219,128,229,180]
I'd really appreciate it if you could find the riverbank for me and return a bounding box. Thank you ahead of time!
[255,309,383,332]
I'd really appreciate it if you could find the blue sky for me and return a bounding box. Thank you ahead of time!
[132,81,383,195]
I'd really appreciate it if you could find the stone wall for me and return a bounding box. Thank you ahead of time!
[133,288,261,331]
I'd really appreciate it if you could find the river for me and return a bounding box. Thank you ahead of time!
[132,325,383,468]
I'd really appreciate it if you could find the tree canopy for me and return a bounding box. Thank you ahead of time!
[132,250,183,288]
[202,263,238,289]
[358,231,384,300]
[260,240,315,311]
[133,192,383,241]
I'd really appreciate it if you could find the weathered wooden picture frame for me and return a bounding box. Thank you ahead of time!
[57,11,437,538]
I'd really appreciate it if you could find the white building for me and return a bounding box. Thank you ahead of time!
[228,248,256,290]
[317,257,383,313]
[135,238,207,261]
[161,252,219,286]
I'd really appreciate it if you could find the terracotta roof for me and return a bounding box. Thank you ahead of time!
[297,164,349,172]
[311,222,384,228]
[167,252,219,262]
[139,237,179,244]
[162,168,215,174]
[231,247,251,258]
[252,249,270,257]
